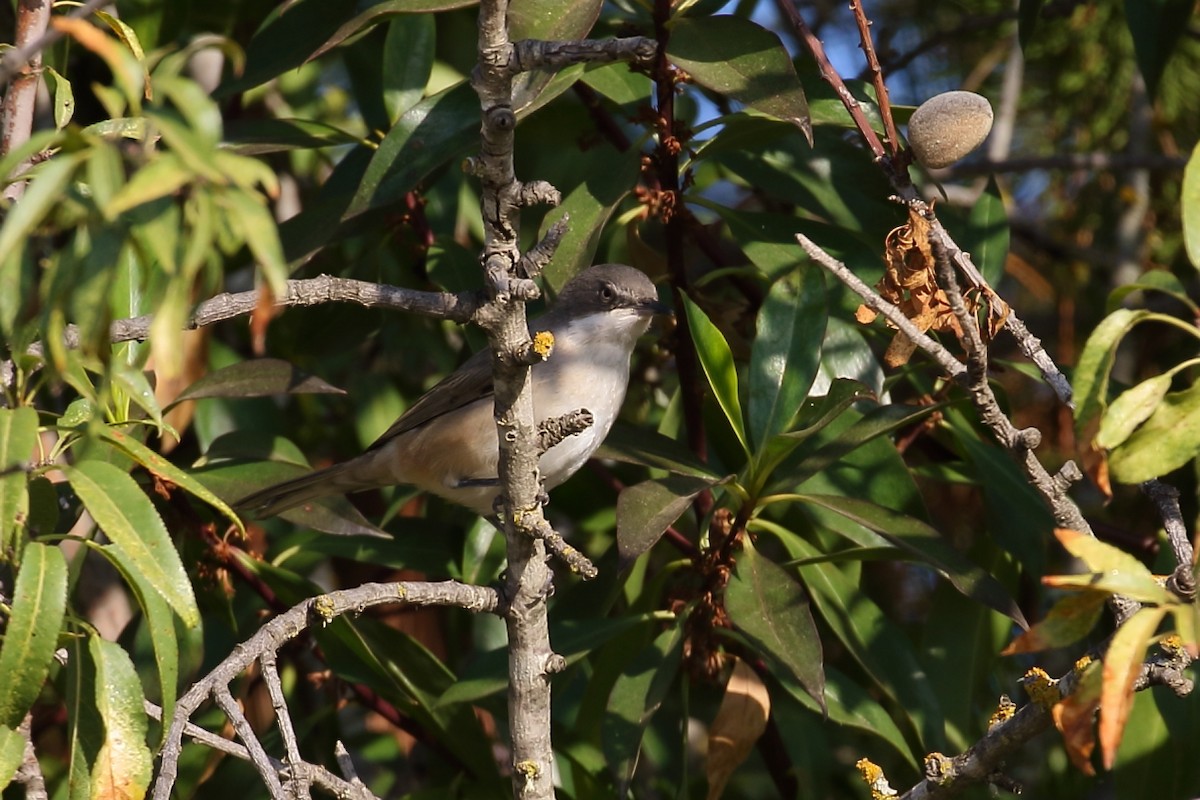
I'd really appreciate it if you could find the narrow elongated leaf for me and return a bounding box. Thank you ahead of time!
[1109,378,1200,484]
[725,538,824,708]
[0,542,68,727]
[308,0,475,63]
[680,294,748,453]
[0,407,38,552]
[1105,269,1197,315]
[1185,142,1200,270]
[64,461,200,627]
[707,658,770,798]
[222,118,362,155]
[1100,606,1168,768]
[1046,529,1174,605]
[382,14,436,122]
[748,266,826,447]
[597,422,720,478]
[0,726,23,792]
[1003,590,1108,655]
[87,637,153,799]
[798,493,1027,627]
[617,474,722,565]
[602,623,685,791]
[0,153,86,261]
[170,358,346,405]
[1097,373,1172,450]
[1124,0,1193,98]
[668,16,810,141]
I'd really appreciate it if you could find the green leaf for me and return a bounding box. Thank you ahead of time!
[715,206,881,282]
[725,537,825,708]
[1097,373,1172,450]
[539,145,641,291]
[222,188,288,295]
[1046,529,1175,605]
[597,422,720,479]
[680,293,748,454]
[1109,378,1200,484]
[0,726,23,792]
[0,407,38,553]
[617,474,722,566]
[170,358,347,405]
[759,520,942,750]
[1183,142,1200,271]
[797,493,1027,628]
[43,66,76,130]
[748,266,826,447]
[668,16,810,142]
[0,542,68,727]
[602,622,685,791]
[1002,591,1108,654]
[64,460,200,628]
[106,154,192,216]
[382,14,436,123]
[308,0,475,64]
[1124,0,1194,99]
[0,152,87,263]
[222,118,362,156]
[508,0,603,111]
[86,637,153,799]
[1106,269,1197,315]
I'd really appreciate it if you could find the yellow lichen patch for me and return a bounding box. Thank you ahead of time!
[1021,667,1061,708]
[923,752,953,784]
[1160,633,1185,657]
[515,760,541,781]
[988,694,1016,729]
[856,758,898,799]
[532,330,555,359]
[312,594,337,625]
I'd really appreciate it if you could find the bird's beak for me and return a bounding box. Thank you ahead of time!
[642,297,673,317]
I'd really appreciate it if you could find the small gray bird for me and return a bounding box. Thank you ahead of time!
[236,264,667,519]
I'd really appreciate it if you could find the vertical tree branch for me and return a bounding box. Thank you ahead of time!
[470,3,558,798]
[1,0,52,201]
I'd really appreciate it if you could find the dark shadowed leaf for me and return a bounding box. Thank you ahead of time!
[170,358,346,405]
[939,177,1008,286]
[222,118,362,155]
[797,493,1027,628]
[668,16,810,142]
[617,474,723,566]
[383,14,436,122]
[308,0,476,64]
[597,422,720,478]
[1124,0,1194,98]
[726,538,824,708]
[1018,0,1047,47]
[602,623,684,791]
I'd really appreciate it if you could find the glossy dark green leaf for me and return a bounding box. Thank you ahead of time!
[617,474,722,566]
[597,422,720,479]
[680,294,748,453]
[539,144,641,291]
[796,493,1027,628]
[748,266,826,448]
[602,622,684,791]
[508,0,603,111]
[64,460,200,627]
[0,152,87,262]
[668,16,810,141]
[222,118,362,155]
[716,206,881,281]
[1105,269,1197,315]
[1124,0,1194,98]
[726,538,824,708]
[309,0,474,64]
[217,0,360,96]
[382,14,436,122]
[0,407,38,553]
[171,358,347,405]
[346,81,478,221]
[0,542,67,728]
[1110,378,1200,483]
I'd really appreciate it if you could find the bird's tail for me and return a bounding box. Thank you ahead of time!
[235,461,364,519]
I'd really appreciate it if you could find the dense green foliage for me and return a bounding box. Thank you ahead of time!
[1,0,1199,798]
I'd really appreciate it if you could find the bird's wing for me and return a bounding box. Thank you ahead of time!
[367,347,495,448]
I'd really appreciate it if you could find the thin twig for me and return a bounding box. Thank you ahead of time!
[937,152,1189,177]
[848,0,900,157]
[0,0,108,87]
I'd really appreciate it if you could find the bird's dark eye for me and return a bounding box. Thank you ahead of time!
[599,283,616,303]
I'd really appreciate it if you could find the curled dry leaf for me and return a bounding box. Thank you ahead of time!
[706,657,770,800]
[856,208,1006,367]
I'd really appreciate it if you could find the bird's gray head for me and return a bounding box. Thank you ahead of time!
[540,264,668,349]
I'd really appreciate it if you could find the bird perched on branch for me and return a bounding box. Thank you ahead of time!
[235,264,668,520]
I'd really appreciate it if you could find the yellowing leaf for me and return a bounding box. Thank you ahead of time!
[707,658,770,800]
[1049,529,1174,606]
[1002,591,1107,655]
[1099,606,1167,769]
[1051,659,1102,776]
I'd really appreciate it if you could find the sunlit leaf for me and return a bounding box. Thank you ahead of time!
[1096,373,1172,450]
[1185,142,1200,270]
[1109,378,1200,484]
[706,658,770,799]
[87,637,153,799]
[1002,591,1107,654]
[0,542,68,728]
[680,294,748,454]
[0,407,38,553]
[1100,606,1167,769]
[1046,529,1174,605]
[64,460,200,627]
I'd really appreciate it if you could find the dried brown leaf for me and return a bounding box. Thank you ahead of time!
[706,658,770,800]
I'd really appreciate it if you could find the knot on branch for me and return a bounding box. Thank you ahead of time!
[515,180,561,209]
[987,694,1016,729]
[1052,460,1083,492]
[1016,427,1042,450]
[537,409,594,454]
[1019,667,1061,709]
[1167,563,1196,602]
[923,752,953,785]
[544,653,567,674]
[485,105,516,132]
